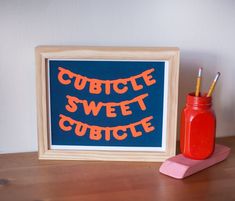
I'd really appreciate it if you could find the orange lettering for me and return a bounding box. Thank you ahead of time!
[130,124,142,137]
[83,100,102,116]
[58,115,154,141]
[142,116,155,132]
[135,93,148,111]
[106,103,117,117]
[89,126,102,140]
[75,122,87,136]
[142,68,156,86]
[120,101,132,116]
[130,77,143,91]
[65,95,79,112]
[113,80,128,94]
[89,79,102,94]
[57,67,74,85]
[105,80,111,95]
[74,75,87,90]
[59,114,74,131]
[104,128,111,141]
[113,126,127,140]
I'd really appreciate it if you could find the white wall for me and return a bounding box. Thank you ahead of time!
[0,0,235,153]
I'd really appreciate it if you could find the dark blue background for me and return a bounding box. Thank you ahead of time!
[49,60,165,147]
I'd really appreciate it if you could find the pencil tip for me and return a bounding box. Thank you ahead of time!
[198,67,203,77]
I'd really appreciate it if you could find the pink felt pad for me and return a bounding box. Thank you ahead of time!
[159,144,231,179]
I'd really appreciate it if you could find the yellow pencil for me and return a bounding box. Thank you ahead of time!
[206,72,221,97]
[195,67,203,97]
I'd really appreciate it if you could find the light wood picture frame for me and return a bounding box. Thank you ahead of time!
[36,46,180,162]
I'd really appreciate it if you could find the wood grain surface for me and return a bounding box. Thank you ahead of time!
[0,137,234,201]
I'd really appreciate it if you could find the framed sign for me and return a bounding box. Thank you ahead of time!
[36,46,179,161]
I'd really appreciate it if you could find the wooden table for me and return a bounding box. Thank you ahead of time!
[0,137,234,201]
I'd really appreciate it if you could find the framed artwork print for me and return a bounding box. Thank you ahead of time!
[36,46,180,162]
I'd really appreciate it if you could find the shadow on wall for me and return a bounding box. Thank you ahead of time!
[177,50,220,139]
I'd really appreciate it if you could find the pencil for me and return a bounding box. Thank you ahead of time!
[206,72,221,97]
[195,67,203,97]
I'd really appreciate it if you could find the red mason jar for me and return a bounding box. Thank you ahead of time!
[180,93,216,160]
